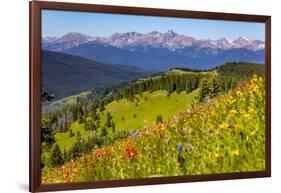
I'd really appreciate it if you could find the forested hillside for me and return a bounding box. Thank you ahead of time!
[42,51,151,99]
[41,62,265,183]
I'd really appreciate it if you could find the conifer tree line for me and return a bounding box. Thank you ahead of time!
[103,73,205,103]
[42,72,208,136]
[213,62,264,77]
[199,62,264,98]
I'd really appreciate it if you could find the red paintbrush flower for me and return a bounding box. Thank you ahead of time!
[124,146,138,158]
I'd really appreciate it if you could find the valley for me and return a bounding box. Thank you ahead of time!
[42,50,152,100]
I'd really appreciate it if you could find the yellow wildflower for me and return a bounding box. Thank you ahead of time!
[243,113,250,119]
[250,130,256,137]
[229,109,238,114]
[219,122,229,129]
[236,91,242,96]
[157,167,161,173]
[248,107,254,113]
[234,124,242,129]
[231,149,240,156]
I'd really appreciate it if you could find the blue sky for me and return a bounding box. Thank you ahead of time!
[42,10,265,41]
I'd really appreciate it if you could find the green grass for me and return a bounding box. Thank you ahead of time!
[54,89,200,151]
[100,89,200,131]
[55,121,91,151]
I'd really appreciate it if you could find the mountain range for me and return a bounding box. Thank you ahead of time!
[42,31,265,71]
[43,31,264,51]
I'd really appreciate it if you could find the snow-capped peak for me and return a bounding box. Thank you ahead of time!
[42,31,265,51]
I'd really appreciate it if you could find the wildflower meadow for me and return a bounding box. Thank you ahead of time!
[42,75,265,183]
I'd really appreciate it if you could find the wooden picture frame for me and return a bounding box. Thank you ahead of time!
[30,1,271,192]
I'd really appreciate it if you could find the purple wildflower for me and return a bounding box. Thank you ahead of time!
[131,130,140,138]
[177,143,182,153]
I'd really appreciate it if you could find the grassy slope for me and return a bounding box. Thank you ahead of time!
[101,89,200,132]
[43,76,265,183]
[55,122,88,152]
[55,89,200,151]
[44,68,203,113]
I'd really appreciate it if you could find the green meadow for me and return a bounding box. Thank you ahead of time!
[54,89,200,151]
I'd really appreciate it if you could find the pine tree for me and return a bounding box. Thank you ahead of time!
[111,122,116,133]
[200,78,209,98]
[78,115,85,124]
[41,121,54,145]
[69,129,75,137]
[156,115,163,124]
[63,122,69,132]
[99,101,105,112]
[185,81,192,93]
[63,149,68,162]
[97,116,101,126]
[50,144,63,167]
[106,112,112,128]
[77,131,81,139]
[100,127,108,137]
[91,123,97,133]
[170,82,176,92]
[90,109,98,121]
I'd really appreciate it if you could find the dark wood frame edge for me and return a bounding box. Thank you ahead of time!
[29,1,271,192]
[30,1,42,192]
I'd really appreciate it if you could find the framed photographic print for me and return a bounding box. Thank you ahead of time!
[30,1,271,192]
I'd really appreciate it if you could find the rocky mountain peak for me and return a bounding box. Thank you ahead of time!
[43,31,264,51]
